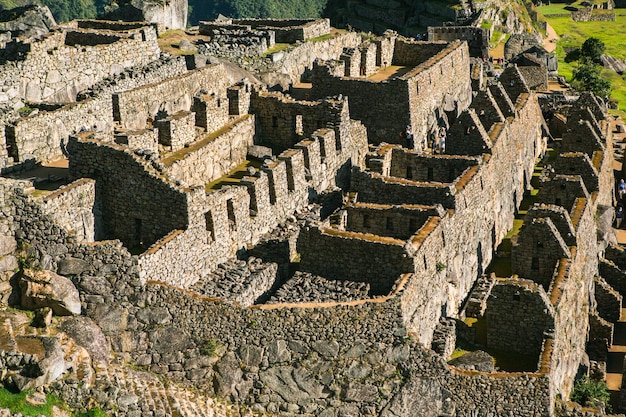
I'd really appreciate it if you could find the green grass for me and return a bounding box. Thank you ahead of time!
[0,388,65,417]
[308,33,333,42]
[538,5,626,110]
[263,43,291,56]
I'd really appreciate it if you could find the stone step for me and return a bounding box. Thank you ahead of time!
[92,362,221,416]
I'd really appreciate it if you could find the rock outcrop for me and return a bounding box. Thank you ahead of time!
[601,54,626,75]
[19,269,81,316]
[101,0,188,31]
[0,5,56,40]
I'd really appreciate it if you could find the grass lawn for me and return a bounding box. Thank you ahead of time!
[537,5,626,110]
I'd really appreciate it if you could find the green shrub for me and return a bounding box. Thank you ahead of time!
[571,375,611,411]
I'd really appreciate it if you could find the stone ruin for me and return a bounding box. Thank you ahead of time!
[0,7,622,417]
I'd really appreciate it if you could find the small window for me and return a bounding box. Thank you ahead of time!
[386,217,394,231]
[531,256,539,270]
[227,199,236,231]
[205,211,214,241]
[427,167,434,181]
[272,116,278,128]
[406,166,413,179]
[409,218,417,231]
[537,241,544,249]
[363,215,370,228]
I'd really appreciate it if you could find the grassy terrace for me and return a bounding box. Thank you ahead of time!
[204,159,264,191]
[536,3,626,111]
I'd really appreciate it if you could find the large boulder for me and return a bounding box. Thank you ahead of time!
[60,316,110,363]
[101,0,187,31]
[0,5,56,39]
[19,269,81,316]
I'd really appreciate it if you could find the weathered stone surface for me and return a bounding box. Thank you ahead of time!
[267,339,292,364]
[11,336,66,391]
[0,235,17,256]
[60,316,110,363]
[448,350,495,372]
[0,5,56,39]
[149,325,190,353]
[102,0,188,30]
[214,352,243,397]
[19,269,81,316]
[57,257,91,276]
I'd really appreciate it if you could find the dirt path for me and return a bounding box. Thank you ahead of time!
[543,23,558,53]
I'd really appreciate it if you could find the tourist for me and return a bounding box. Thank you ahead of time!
[617,204,624,229]
[619,179,626,200]
[438,127,446,154]
[405,125,414,149]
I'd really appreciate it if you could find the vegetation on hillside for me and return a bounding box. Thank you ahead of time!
[536,3,626,111]
[0,0,108,21]
[0,0,329,24]
[188,0,328,24]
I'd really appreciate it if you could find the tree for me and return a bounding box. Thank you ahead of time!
[572,60,611,97]
[580,37,605,64]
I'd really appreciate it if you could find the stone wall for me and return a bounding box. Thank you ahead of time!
[297,223,415,295]
[311,39,472,148]
[485,279,555,355]
[349,82,544,345]
[251,91,348,153]
[512,217,571,290]
[0,25,160,107]
[113,64,230,130]
[388,149,481,182]
[162,115,255,187]
[427,26,489,57]
[234,18,330,42]
[6,97,113,163]
[4,55,189,165]
[343,202,444,240]
[594,275,622,323]
[38,178,96,243]
[67,134,189,249]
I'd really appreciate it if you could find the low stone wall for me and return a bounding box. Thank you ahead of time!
[162,115,255,186]
[351,168,457,208]
[7,96,113,163]
[38,178,96,243]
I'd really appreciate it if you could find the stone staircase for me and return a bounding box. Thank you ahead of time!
[92,362,235,417]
